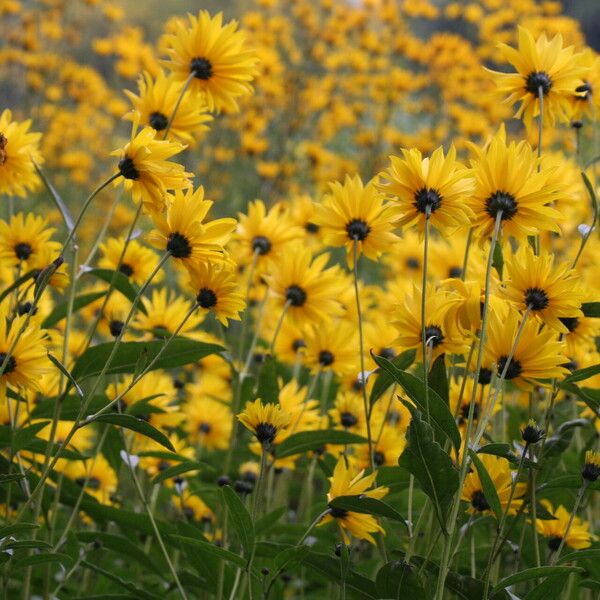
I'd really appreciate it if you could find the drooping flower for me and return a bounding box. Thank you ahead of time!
[237,399,291,448]
[536,501,593,551]
[318,457,389,544]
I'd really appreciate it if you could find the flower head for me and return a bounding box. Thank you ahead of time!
[536,501,593,551]
[238,399,291,448]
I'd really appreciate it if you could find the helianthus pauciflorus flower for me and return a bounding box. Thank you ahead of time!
[501,247,584,333]
[313,174,400,267]
[487,26,587,128]
[162,10,259,113]
[237,399,291,448]
[0,109,42,198]
[318,457,389,544]
[112,117,192,213]
[536,501,593,551]
[99,237,163,286]
[125,70,212,143]
[467,128,562,241]
[377,145,473,236]
[186,262,245,326]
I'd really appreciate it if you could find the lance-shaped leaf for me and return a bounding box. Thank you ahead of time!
[398,402,458,533]
[468,449,503,521]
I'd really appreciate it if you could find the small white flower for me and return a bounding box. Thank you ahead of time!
[578,223,593,237]
[356,370,375,385]
[120,450,139,468]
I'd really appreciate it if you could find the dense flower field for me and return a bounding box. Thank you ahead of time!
[1,0,599,598]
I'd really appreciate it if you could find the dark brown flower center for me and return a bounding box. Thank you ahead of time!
[346,218,371,241]
[414,187,442,214]
[14,242,33,261]
[424,325,444,348]
[190,57,213,80]
[285,285,307,307]
[149,111,169,131]
[524,287,549,311]
[251,235,272,255]
[0,353,17,375]
[118,263,134,277]
[471,490,490,512]
[525,71,552,96]
[497,356,522,380]
[118,156,139,180]
[485,191,518,221]
[167,232,192,258]
[318,350,334,366]
[197,287,218,309]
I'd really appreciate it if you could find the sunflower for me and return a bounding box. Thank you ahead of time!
[484,305,570,390]
[180,493,214,524]
[99,237,163,286]
[111,116,192,213]
[535,501,593,551]
[289,194,324,251]
[235,200,303,272]
[183,397,232,450]
[570,49,600,123]
[237,399,291,448]
[186,262,245,326]
[124,69,212,143]
[467,128,563,241]
[304,320,359,377]
[487,27,588,128]
[162,10,259,113]
[381,230,423,280]
[377,145,473,236]
[134,288,204,339]
[0,212,58,269]
[394,284,468,362]
[313,174,400,267]
[272,319,308,366]
[0,306,51,397]
[318,457,389,545]
[64,455,118,504]
[500,247,584,333]
[0,109,42,198]
[461,454,526,516]
[356,424,405,469]
[147,186,236,268]
[106,370,177,414]
[329,391,367,434]
[264,245,344,326]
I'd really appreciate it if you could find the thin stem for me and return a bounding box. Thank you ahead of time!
[434,210,503,600]
[270,299,291,353]
[62,173,119,250]
[421,210,431,422]
[352,239,374,472]
[237,249,260,363]
[162,72,194,139]
[461,228,473,281]
[550,481,589,564]
[537,86,544,163]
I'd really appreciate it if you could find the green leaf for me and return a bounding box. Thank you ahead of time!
[557,548,600,564]
[170,534,246,568]
[88,414,175,452]
[372,354,461,452]
[273,545,310,573]
[13,552,74,569]
[0,472,25,485]
[302,550,376,599]
[491,566,584,595]
[541,419,589,460]
[221,485,255,558]
[398,402,459,533]
[42,291,106,328]
[275,430,367,459]
[151,461,209,485]
[376,561,426,599]
[33,159,75,233]
[30,395,107,420]
[84,268,142,307]
[10,421,50,453]
[256,355,279,405]
[538,475,600,492]
[582,302,600,318]
[328,495,406,525]
[76,531,162,575]
[562,363,600,384]
[48,353,84,397]
[477,444,538,470]
[429,354,449,405]
[0,270,36,304]
[561,383,600,417]
[369,349,416,408]
[468,449,503,521]
[72,338,223,380]
[4,539,52,550]
[255,506,286,536]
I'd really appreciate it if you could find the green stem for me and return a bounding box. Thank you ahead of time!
[550,481,589,564]
[270,299,291,354]
[162,72,194,139]
[352,239,374,472]
[461,228,473,281]
[421,211,431,423]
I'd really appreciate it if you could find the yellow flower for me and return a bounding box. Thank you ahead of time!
[64,455,117,504]
[461,454,526,516]
[112,117,192,213]
[394,284,468,362]
[467,127,562,241]
[536,501,593,551]
[186,262,245,326]
[356,424,406,469]
[501,247,584,333]
[264,244,344,326]
[313,174,400,267]
[319,457,389,545]
[487,26,587,128]
[124,69,212,143]
[304,320,358,377]
[484,304,569,390]
[183,397,232,450]
[377,145,473,235]
[0,212,58,269]
[237,399,291,448]
[0,306,51,397]
[330,391,367,434]
[98,237,163,286]
[162,10,259,113]
[147,186,236,268]
[180,494,214,524]
[0,109,43,198]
